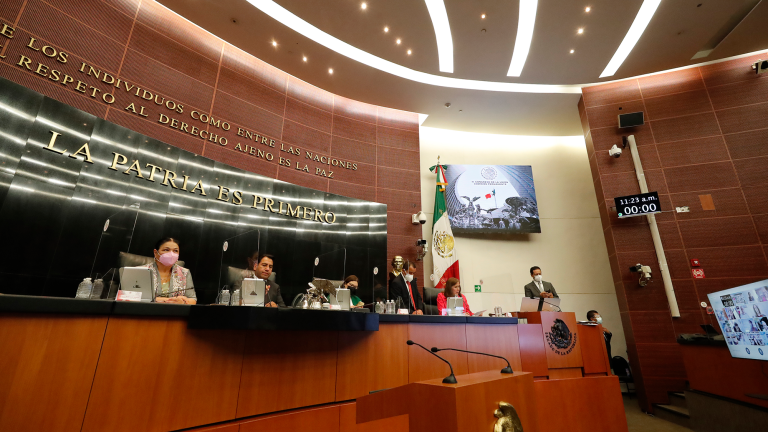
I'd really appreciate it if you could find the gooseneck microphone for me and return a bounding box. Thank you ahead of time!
[431,347,514,374]
[407,340,458,384]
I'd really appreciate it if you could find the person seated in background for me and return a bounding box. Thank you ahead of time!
[524,266,558,298]
[254,253,285,307]
[437,278,472,316]
[341,275,364,308]
[587,310,612,359]
[388,259,424,314]
[146,237,196,304]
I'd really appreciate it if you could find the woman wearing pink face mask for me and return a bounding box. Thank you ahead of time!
[144,237,196,304]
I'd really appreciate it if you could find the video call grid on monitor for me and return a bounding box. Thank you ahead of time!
[708,280,768,361]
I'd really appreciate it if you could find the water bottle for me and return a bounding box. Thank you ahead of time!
[76,278,93,299]
[387,300,394,314]
[220,289,231,305]
[90,278,104,299]
[231,289,240,306]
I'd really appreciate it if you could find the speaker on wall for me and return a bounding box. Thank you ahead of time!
[618,111,644,128]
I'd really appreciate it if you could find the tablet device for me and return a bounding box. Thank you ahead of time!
[242,278,266,306]
[118,267,153,302]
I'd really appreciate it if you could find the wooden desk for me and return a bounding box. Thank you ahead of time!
[0,298,621,432]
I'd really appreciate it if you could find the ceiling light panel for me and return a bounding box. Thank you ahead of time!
[247,0,580,93]
[600,0,662,78]
[507,0,538,77]
[423,0,454,73]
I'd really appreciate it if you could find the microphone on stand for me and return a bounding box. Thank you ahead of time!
[431,347,514,374]
[407,340,458,384]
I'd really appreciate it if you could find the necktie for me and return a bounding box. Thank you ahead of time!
[406,278,416,310]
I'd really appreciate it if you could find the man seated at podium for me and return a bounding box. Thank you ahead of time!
[524,266,558,298]
[147,237,197,304]
[388,257,424,314]
[587,310,612,359]
[253,253,285,307]
[437,278,472,315]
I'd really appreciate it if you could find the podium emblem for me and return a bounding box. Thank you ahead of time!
[493,402,523,432]
[545,318,578,355]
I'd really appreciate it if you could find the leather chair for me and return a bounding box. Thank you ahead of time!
[422,287,442,315]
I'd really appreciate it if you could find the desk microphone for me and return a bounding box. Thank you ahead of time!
[431,347,514,374]
[540,298,561,312]
[407,340,457,384]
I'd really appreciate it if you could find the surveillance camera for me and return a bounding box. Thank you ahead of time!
[630,263,652,286]
[753,59,768,74]
[416,239,427,247]
[609,144,622,158]
[629,264,642,272]
[412,211,427,225]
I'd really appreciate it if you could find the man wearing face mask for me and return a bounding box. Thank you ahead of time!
[388,257,424,314]
[524,266,558,299]
[588,310,612,359]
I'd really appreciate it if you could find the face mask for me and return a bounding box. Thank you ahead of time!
[349,287,358,295]
[534,275,542,282]
[596,317,603,324]
[157,252,179,267]
[405,274,414,282]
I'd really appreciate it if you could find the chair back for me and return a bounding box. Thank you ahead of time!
[423,287,442,315]
[611,356,632,378]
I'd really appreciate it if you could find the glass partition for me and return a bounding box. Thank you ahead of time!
[88,202,141,299]
[217,228,261,304]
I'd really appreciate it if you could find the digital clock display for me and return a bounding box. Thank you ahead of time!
[614,192,661,218]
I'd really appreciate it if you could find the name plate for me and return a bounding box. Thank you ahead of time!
[116,290,142,302]
[397,308,409,315]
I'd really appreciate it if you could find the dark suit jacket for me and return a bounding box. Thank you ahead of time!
[524,280,559,298]
[388,274,423,313]
[265,281,286,307]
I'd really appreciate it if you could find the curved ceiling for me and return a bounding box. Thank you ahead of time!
[158,0,768,136]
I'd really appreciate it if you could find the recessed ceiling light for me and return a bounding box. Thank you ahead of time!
[272,40,277,47]
[507,0,538,77]
[481,13,486,19]
[424,0,454,73]
[585,6,591,12]
[577,28,584,34]
[361,2,367,10]
[407,49,412,55]
[570,49,575,54]
[396,38,401,44]
[328,68,333,74]
[384,26,389,32]
[303,56,307,62]
[600,0,662,78]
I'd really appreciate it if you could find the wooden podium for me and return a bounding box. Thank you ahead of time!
[356,370,537,432]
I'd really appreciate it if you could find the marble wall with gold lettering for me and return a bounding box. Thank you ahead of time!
[0,0,423,286]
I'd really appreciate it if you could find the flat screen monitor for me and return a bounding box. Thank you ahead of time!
[443,165,540,234]
[707,279,768,361]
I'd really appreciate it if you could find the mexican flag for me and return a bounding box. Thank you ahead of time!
[429,163,459,288]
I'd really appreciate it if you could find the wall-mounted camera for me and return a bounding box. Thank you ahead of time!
[629,263,652,287]
[752,59,768,74]
[412,211,427,225]
[416,239,428,261]
[609,144,622,158]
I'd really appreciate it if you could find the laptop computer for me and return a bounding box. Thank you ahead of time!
[118,267,153,302]
[241,278,266,306]
[329,288,351,311]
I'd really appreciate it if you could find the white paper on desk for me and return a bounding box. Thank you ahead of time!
[244,277,264,281]
[472,310,487,317]
[116,290,142,302]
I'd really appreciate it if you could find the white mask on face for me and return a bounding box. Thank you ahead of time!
[404,273,414,282]
[596,316,603,324]
[534,275,542,282]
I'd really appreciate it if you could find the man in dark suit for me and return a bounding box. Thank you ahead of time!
[388,259,423,314]
[253,253,285,307]
[524,266,558,298]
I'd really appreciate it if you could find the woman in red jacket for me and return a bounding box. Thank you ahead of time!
[436,277,472,316]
